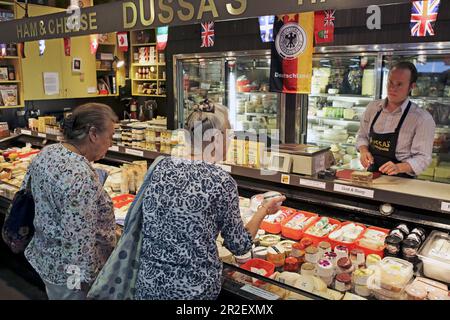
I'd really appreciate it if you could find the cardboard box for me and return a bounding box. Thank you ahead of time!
[0,67,8,80]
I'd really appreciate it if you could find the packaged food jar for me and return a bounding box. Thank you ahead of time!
[252,246,268,260]
[267,245,286,268]
[384,235,402,256]
[350,248,365,267]
[318,241,331,257]
[278,240,296,257]
[300,237,314,249]
[366,254,382,268]
[235,251,252,265]
[284,257,300,272]
[337,257,354,274]
[378,257,413,291]
[305,246,319,264]
[334,245,349,260]
[354,284,371,297]
[300,262,316,276]
[316,259,334,277]
[259,234,281,247]
[352,268,374,286]
[324,251,338,267]
[291,243,305,263]
[402,237,421,261]
[410,227,426,243]
[335,273,352,292]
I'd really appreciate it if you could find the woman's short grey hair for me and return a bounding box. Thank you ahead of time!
[63,103,118,141]
[185,102,231,154]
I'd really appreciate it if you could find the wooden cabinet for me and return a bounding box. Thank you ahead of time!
[0,0,24,108]
[130,29,166,97]
[15,3,125,101]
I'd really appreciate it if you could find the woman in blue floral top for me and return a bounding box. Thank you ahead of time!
[24,103,118,300]
[134,102,285,299]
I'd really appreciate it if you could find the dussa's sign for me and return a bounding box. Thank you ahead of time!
[0,0,413,44]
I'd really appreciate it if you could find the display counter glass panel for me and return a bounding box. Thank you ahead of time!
[307,54,378,170]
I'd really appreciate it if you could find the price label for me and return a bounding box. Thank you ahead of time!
[299,178,326,190]
[21,130,31,135]
[281,174,290,184]
[37,133,46,138]
[217,164,232,173]
[240,284,279,300]
[109,146,119,152]
[334,183,374,198]
[125,148,144,157]
[441,201,450,213]
[56,135,64,141]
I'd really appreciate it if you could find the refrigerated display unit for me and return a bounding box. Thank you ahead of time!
[306,53,379,170]
[174,50,281,134]
[306,44,450,184]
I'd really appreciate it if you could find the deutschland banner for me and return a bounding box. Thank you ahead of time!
[269,13,314,94]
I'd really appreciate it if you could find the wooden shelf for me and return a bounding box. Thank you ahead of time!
[96,69,114,72]
[0,105,24,109]
[131,43,156,47]
[0,56,20,59]
[98,43,116,46]
[132,63,158,67]
[0,80,21,84]
[96,94,119,97]
[0,1,14,6]
[132,78,160,81]
[133,94,166,97]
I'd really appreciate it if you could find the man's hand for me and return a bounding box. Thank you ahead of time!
[359,146,374,168]
[379,162,413,176]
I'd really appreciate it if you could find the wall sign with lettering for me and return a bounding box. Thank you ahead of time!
[0,0,413,44]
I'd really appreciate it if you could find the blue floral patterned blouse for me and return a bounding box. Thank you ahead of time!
[24,144,116,286]
[135,157,253,300]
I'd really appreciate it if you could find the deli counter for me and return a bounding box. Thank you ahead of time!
[0,129,449,300]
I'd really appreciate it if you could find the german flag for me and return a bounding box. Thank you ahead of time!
[269,13,314,94]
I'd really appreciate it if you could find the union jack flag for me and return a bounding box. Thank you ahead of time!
[201,21,215,48]
[410,0,440,37]
[324,10,336,27]
[258,15,275,42]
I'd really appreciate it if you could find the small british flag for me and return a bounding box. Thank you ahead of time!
[201,21,215,48]
[410,0,441,37]
[324,10,336,27]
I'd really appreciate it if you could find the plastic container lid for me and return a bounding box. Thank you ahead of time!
[417,230,450,265]
[378,257,413,288]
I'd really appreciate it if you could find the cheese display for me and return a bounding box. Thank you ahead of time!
[305,217,339,238]
[329,223,365,243]
[358,228,388,251]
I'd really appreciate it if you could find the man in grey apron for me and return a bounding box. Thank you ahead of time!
[356,62,436,178]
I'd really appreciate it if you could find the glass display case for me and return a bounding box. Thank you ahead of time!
[382,52,450,183]
[306,54,378,169]
[175,51,281,134]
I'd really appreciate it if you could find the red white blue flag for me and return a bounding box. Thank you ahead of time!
[410,0,440,37]
[201,21,215,48]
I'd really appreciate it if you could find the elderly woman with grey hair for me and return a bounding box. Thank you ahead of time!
[23,103,118,300]
[132,100,285,300]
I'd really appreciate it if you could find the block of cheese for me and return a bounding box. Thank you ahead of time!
[351,171,373,185]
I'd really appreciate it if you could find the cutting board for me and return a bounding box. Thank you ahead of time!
[336,169,381,180]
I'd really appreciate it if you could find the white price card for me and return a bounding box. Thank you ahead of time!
[281,174,290,184]
[37,133,46,138]
[240,285,280,300]
[441,201,450,213]
[125,148,144,157]
[299,178,326,190]
[21,130,31,135]
[109,146,119,152]
[334,183,374,198]
[216,164,231,173]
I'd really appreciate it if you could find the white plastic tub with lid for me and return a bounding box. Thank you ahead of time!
[417,230,450,283]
